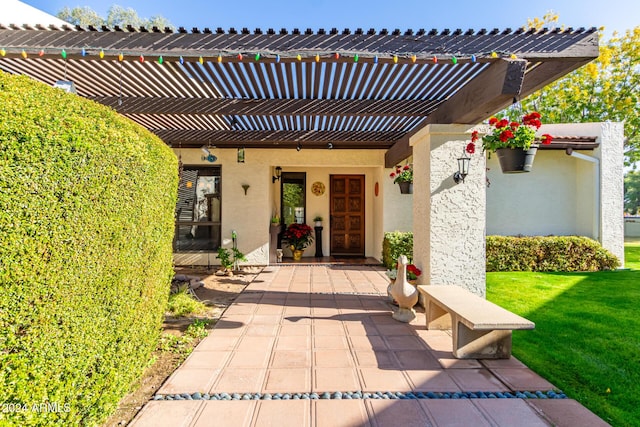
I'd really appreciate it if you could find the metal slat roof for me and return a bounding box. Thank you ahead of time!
[0,26,598,160]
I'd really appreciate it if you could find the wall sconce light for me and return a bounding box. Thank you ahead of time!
[327,142,333,149]
[272,166,282,183]
[453,154,471,184]
[242,184,250,195]
[296,142,302,151]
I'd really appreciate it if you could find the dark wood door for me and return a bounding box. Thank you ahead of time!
[330,175,365,256]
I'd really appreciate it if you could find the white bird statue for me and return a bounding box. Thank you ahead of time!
[390,255,418,322]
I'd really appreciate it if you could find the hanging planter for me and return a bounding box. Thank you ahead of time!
[398,182,413,194]
[467,112,553,175]
[495,145,539,173]
[390,164,413,194]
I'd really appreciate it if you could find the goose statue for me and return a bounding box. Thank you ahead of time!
[389,255,418,322]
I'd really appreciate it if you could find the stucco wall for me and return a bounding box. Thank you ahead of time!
[383,166,414,232]
[595,122,625,264]
[173,148,386,265]
[625,217,640,237]
[487,150,583,236]
[412,124,487,296]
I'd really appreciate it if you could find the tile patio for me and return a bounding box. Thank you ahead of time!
[130,265,609,426]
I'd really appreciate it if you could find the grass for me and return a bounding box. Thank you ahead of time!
[487,239,640,426]
[157,319,211,357]
[167,289,209,317]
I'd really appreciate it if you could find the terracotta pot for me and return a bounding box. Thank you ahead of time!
[495,145,538,173]
[292,249,304,261]
[398,181,413,194]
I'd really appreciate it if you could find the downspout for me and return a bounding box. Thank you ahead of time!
[565,148,600,241]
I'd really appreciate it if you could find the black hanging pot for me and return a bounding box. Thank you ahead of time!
[495,145,539,173]
[398,182,413,194]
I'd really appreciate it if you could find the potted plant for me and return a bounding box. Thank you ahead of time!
[313,216,323,227]
[389,164,413,194]
[270,215,281,233]
[471,112,553,173]
[282,223,314,261]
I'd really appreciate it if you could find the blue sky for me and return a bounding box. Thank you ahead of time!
[22,0,639,36]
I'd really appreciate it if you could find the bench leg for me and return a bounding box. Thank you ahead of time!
[425,297,451,330]
[452,318,512,359]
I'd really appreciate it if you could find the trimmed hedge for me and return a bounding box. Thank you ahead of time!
[486,235,620,272]
[0,74,178,426]
[382,231,413,269]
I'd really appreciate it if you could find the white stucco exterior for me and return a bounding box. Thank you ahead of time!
[383,167,413,233]
[625,218,640,237]
[411,124,487,296]
[173,121,625,288]
[487,122,625,266]
[173,148,389,266]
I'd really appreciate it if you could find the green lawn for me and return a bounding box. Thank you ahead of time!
[487,239,640,427]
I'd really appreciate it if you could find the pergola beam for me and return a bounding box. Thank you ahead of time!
[385,59,527,167]
[519,59,594,98]
[152,129,403,147]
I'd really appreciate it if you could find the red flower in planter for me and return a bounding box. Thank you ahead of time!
[283,223,314,250]
[389,164,413,184]
[499,129,514,142]
[406,264,422,280]
[480,111,548,152]
[541,134,553,144]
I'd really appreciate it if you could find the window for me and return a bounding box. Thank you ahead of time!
[281,172,306,227]
[174,166,221,252]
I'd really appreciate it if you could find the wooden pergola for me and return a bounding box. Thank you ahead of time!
[0,25,599,166]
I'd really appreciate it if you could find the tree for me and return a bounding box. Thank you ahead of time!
[57,4,173,30]
[57,6,102,27]
[518,25,640,164]
[625,171,640,214]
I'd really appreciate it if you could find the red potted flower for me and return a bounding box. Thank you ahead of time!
[466,112,552,173]
[389,164,413,194]
[283,223,314,260]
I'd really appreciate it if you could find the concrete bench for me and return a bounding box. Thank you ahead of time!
[417,285,534,359]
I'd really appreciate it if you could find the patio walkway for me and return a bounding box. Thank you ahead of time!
[130,265,609,427]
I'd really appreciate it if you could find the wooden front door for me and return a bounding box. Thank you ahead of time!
[330,175,365,256]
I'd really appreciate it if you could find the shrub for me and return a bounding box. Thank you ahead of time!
[0,74,177,426]
[486,235,620,272]
[382,231,413,269]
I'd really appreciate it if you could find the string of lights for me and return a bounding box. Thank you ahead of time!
[0,47,522,64]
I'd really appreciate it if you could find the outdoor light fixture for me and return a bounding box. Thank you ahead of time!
[200,144,217,163]
[327,142,333,149]
[296,142,302,151]
[53,80,77,94]
[453,154,471,184]
[272,166,282,183]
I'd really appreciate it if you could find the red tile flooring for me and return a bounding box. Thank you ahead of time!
[130,265,609,426]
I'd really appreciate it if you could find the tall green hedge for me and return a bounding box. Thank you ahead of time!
[0,74,178,426]
[382,231,413,269]
[486,235,620,272]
